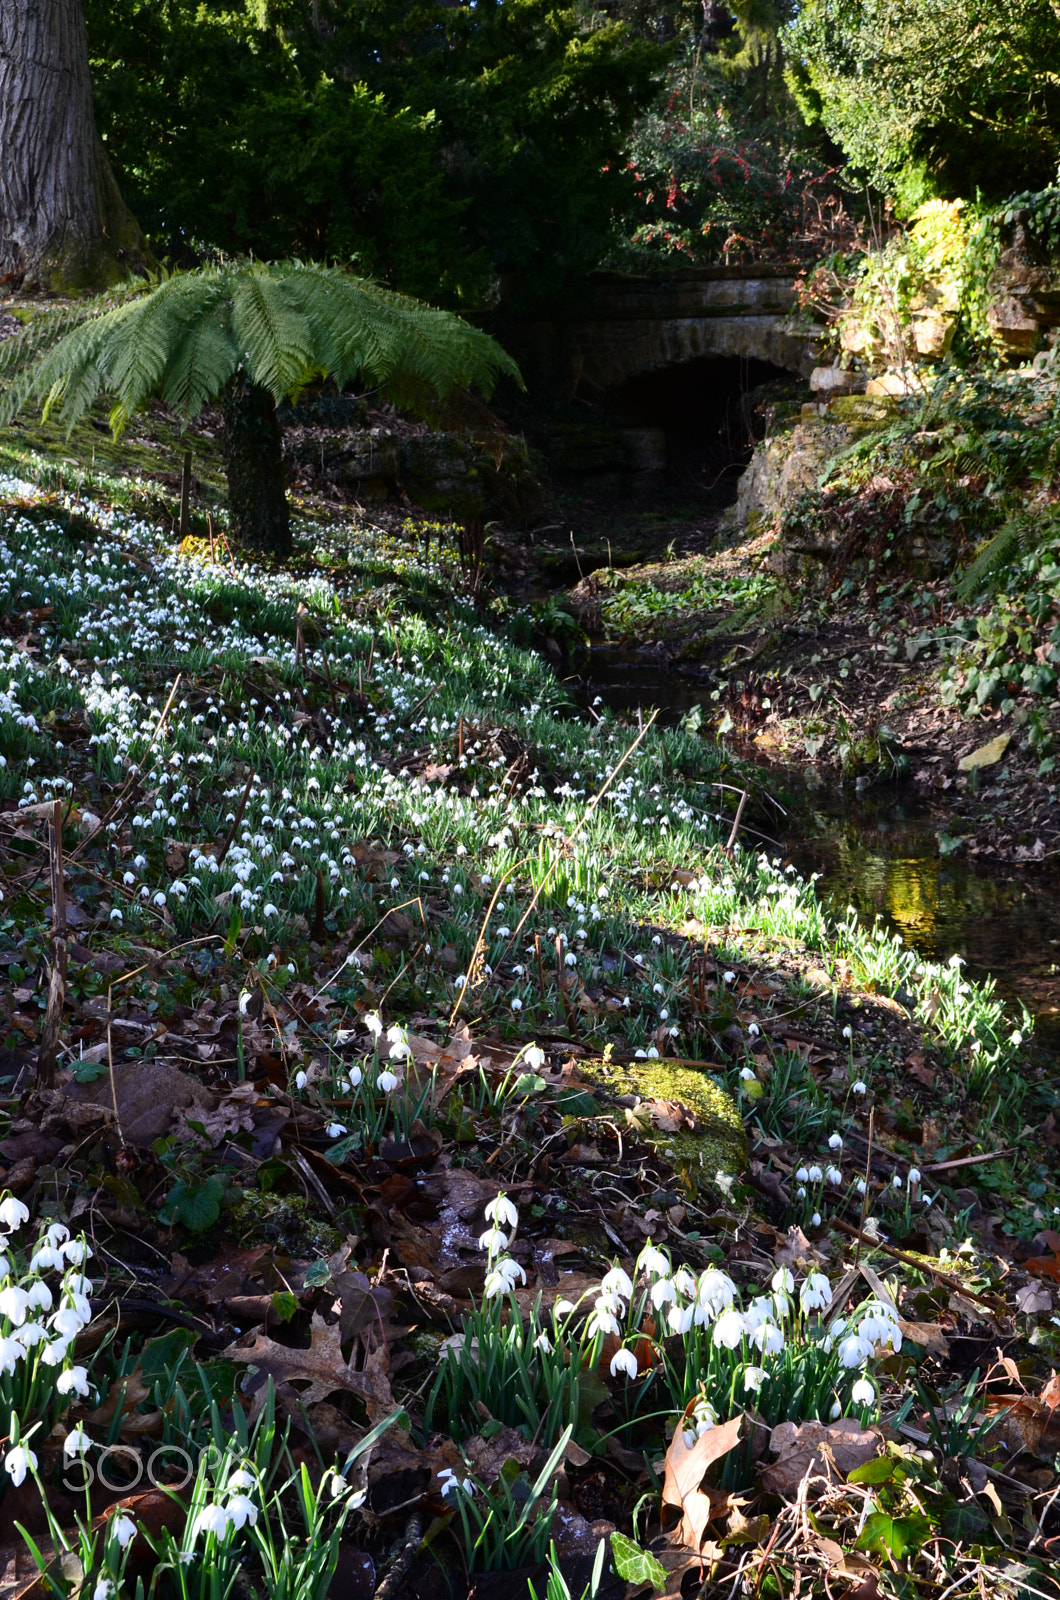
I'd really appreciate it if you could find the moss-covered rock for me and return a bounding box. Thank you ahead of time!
[583,1059,747,1180]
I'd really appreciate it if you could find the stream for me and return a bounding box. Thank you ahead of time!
[580,646,1060,1055]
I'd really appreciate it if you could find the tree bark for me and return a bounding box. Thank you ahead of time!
[0,0,150,290]
[220,379,292,558]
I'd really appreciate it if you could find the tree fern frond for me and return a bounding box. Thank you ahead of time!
[0,259,522,436]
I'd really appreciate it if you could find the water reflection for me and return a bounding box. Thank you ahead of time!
[580,648,1060,1051]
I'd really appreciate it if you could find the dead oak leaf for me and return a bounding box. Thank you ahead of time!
[224,1313,375,1417]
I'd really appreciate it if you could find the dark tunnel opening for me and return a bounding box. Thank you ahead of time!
[604,354,805,512]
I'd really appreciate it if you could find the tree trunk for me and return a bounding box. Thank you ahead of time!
[0,0,150,290]
[220,379,292,558]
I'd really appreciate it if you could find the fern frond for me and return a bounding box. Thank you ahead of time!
[0,259,522,435]
[956,512,1039,598]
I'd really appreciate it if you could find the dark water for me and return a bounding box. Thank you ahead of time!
[581,646,1060,1051]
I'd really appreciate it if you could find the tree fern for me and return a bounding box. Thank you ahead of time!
[0,261,521,554]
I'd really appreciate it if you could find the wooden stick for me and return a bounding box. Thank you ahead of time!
[179,449,192,539]
[216,769,256,866]
[854,1106,874,1266]
[36,800,67,1088]
[726,789,749,851]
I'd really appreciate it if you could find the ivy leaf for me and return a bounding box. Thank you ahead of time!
[159,1174,226,1233]
[73,1057,110,1083]
[610,1532,667,1591]
[855,1512,934,1559]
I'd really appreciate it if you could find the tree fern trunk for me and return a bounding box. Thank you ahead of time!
[220,379,292,558]
[0,0,150,290]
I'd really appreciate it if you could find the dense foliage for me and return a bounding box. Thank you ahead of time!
[85,0,664,307]
[787,0,1060,211]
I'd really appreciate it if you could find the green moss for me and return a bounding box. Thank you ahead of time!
[230,1190,345,1257]
[583,1059,747,1179]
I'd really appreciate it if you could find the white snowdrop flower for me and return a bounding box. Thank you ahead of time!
[553,1300,576,1317]
[349,1066,363,1087]
[753,1322,785,1356]
[586,1303,621,1340]
[650,1277,677,1309]
[839,1332,870,1368]
[723,970,735,984]
[109,909,123,923]
[226,1495,258,1531]
[263,902,278,917]
[192,1504,232,1540]
[5,1443,36,1486]
[842,1026,852,1039]
[524,1045,546,1071]
[14,1323,46,1350]
[602,1266,633,1300]
[0,1287,30,1325]
[227,1468,257,1492]
[365,1012,383,1039]
[771,1267,794,1296]
[326,1122,347,1139]
[511,997,523,1011]
[0,1337,23,1376]
[610,1347,638,1379]
[0,1198,29,1232]
[111,1514,137,1548]
[713,1308,746,1349]
[739,1066,755,1082]
[667,1302,694,1334]
[637,1245,670,1279]
[807,1166,823,1183]
[533,1331,552,1354]
[484,1258,526,1298]
[698,1269,737,1313]
[830,1400,843,1420]
[852,1080,867,1095]
[63,1423,91,1459]
[56,1365,90,1397]
[645,1046,659,1059]
[377,1070,399,1092]
[452,883,463,896]
[826,1165,843,1187]
[800,1273,831,1312]
[295,1071,308,1090]
[31,1247,65,1274]
[41,1339,70,1367]
[564,952,576,967]
[907,1167,921,1186]
[797,1186,807,1199]
[828,1133,843,1151]
[485,1194,519,1230]
[386,1024,412,1060]
[743,1366,768,1394]
[851,1377,875,1407]
[855,1178,867,1195]
[811,1212,822,1226]
[747,1022,760,1037]
[795,1167,809,1183]
[438,1468,475,1498]
[892,1172,903,1189]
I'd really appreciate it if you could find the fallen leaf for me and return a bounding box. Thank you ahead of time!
[224,1313,376,1417]
[1016,1281,1053,1315]
[897,1320,950,1357]
[958,733,1011,772]
[760,1419,881,1496]
[661,1413,742,1548]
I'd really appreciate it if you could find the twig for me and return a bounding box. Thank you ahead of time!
[725,789,749,851]
[373,1513,424,1600]
[854,1106,874,1266]
[216,768,256,866]
[36,800,68,1089]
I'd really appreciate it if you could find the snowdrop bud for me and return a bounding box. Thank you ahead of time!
[907,1167,921,1186]
[294,1071,308,1090]
[852,1081,867,1095]
[851,1377,875,1407]
[64,1423,91,1459]
[5,1443,36,1486]
[828,1132,843,1151]
[111,1514,137,1548]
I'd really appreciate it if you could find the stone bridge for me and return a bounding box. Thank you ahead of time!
[509,264,823,401]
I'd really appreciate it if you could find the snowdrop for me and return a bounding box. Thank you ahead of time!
[610,1347,639,1379]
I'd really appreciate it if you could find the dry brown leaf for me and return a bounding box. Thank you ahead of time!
[897,1319,950,1357]
[661,1413,743,1548]
[464,1426,535,1482]
[759,1419,881,1496]
[223,1313,375,1417]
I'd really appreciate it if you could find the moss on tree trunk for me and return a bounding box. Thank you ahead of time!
[220,379,292,557]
